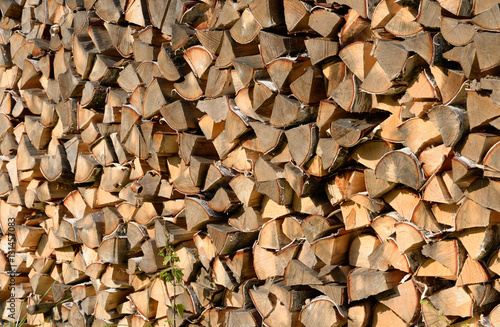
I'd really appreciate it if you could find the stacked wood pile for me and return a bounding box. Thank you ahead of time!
[2,0,500,325]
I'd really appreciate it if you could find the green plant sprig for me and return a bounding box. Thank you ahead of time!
[158,244,186,326]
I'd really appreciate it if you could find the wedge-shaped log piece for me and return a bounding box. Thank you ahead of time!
[284,0,312,33]
[365,168,395,198]
[441,17,475,46]
[308,8,343,37]
[226,249,256,283]
[183,45,213,79]
[16,134,43,171]
[215,31,260,68]
[213,0,240,30]
[229,174,262,207]
[455,198,500,231]
[310,229,360,265]
[299,296,347,327]
[158,46,189,82]
[385,7,423,37]
[231,54,264,88]
[258,218,292,251]
[351,141,393,170]
[483,141,500,173]
[212,254,238,291]
[249,121,283,154]
[284,259,323,286]
[270,95,316,128]
[419,144,451,181]
[259,31,305,65]
[375,148,425,190]
[405,71,438,101]
[229,206,268,232]
[225,309,262,326]
[374,39,409,80]
[142,78,176,118]
[474,32,500,71]
[490,305,500,327]
[97,237,127,264]
[207,223,257,255]
[467,90,500,130]
[429,66,466,105]
[347,301,372,327]
[314,137,346,172]
[128,289,158,319]
[248,0,284,28]
[284,163,316,198]
[330,74,372,113]
[349,234,381,269]
[174,241,200,282]
[266,58,311,93]
[422,239,465,276]
[251,81,276,119]
[230,9,261,44]
[339,42,375,82]
[371,303,408,327]
[15,225,44,248]
[330,117,379,148]
[185,197,223,231]
[471,4,500,29]
[293,193,334,217]
[410,200,442,233]
[421,173,454,204]
[467,178,500,212]
[372,0,402,29]
[253,243,299,280]
[369,239,412,272]
[398,117,443,154]
[325,170,365,206]
[249,284,277,319]
[428,105,468,148]
[75,212,105,249]
[394,222,425,253]
[301,215,342,243]
[40,144,72,182]
[74,153,101,184]
[54,100,78,138]
[285,123,318,167]
[304,38,339,65]
[416,257,457,280]
[347,268,406,301]
[20,59,42,90]
[137,239,165,274]
[117,63,141,92]
[63,189,94,220]
[457,226,500,261]
[427,286,474,318]
[195,30,223,57]
[174,71,204,101]
[72,35,97,80]
[179,133,218,165]
[383,188,420,222]
[456,255,490,286]
[339,9,371,45]
[208,187,239,213]
[378,280,420,324]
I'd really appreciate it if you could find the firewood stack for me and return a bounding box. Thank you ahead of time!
[1,0,500,325]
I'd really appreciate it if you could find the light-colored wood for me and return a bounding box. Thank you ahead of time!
[347,267,406,301]
[375,148,425,190]
[6,1,500,325]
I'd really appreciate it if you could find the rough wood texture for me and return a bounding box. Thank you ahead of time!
[1,0,500,326]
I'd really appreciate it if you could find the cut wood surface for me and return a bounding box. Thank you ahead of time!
[1,0,500,326]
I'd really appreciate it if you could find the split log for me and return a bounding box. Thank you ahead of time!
[3,0,500,325]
